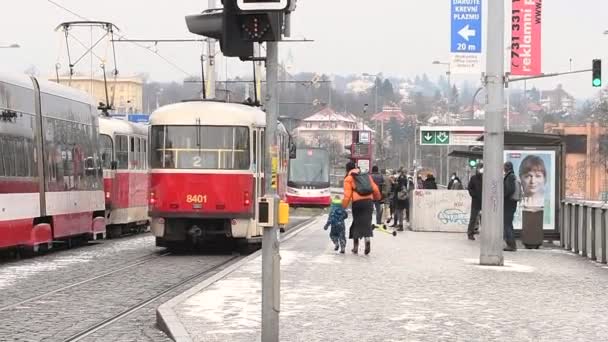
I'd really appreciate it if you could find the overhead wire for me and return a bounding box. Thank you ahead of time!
[47,0,193,78]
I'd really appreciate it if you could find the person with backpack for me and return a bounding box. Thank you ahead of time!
[342,161,381,255]
[391,168,409,231]
[503,161,521,252]
[370,166,385,227]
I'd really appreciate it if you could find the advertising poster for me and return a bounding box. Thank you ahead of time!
[504,150,556,230]
[511,0,543,76]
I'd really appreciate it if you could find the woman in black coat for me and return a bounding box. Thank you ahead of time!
[423,174,438,189]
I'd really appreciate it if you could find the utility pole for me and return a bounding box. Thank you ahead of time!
[446,65,451,185]
[206,0,217,99]
[262,41,280,342]
[480,0,505,266]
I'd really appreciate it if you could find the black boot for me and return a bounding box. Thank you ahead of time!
[397,225,404,232]
[351,239,359,254]
[503,240,517,252]
[334,243,339,251]
[467,233,475,240]
[364,240,371,255]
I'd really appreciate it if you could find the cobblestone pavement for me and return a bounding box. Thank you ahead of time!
[174,216,608,342]
[0,217,311,342]
[0,234,160,308]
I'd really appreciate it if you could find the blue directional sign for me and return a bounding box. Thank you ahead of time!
[450,0,482,54]
[128,114,150,124]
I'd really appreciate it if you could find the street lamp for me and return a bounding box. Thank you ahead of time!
[432,60,452,116]
[0,43,20,49]
[432,60,452,186]
[362,72,380,114]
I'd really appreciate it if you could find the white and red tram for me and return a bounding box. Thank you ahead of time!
[99,117,149,237]
[286,147,331,208]
[0,73,105,253]
[148,101,290,248]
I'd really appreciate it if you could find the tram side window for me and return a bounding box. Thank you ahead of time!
[115,135,128,169]
[140,138,147,169]
[260,131,265,173]
[100,134,113,170]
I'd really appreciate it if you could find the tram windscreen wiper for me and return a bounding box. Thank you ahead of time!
[195,119,202,155]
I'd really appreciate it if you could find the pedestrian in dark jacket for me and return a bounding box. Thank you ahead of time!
[423,174,438,189]
[324,196,348,253]
[391,170,409,231]
[503,161,518,252]
[386,173,398,225]
[448,173,464,190]
[467,165,483,240]
[370,166,385,226]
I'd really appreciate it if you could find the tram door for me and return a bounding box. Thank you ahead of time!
[253,128,265,226]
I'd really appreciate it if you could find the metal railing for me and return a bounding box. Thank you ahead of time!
[561,200,608,264]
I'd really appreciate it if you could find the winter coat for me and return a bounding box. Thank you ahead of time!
[324,203,348,231]
[371,172,385,201]
[448,177,464,190]
[423,176,438,190]
[393,175,410,210]
[504,171,518,207]
[468,173,483,209]
[342,169,381,208]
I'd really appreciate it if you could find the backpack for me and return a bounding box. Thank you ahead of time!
[511,177,523,202]
[397,185,408,201]
[353,173,373,196]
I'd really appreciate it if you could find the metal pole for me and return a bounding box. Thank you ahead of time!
[262,41,280,342]
[375,76,378,113]
[480,0,505,266]
[207,0,216,99]
[506,84,510,130]
[446,65,451,183]
[522,79,527,125]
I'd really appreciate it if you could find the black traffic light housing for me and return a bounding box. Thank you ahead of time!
[186,0,286,60]
[592,59,602,87]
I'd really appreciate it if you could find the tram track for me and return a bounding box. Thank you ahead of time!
[0,250,170,312]
[62,255,240,342]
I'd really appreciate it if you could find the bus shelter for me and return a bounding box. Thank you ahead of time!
[447,132,566,241]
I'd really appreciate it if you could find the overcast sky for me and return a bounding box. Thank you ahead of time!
[2,0,607,99]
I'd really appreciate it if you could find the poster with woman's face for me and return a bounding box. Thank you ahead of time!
[504,150,556,230]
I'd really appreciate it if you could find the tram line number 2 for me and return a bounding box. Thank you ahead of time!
[186,194,208,204]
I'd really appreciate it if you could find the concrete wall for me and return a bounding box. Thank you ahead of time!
[411,190,471,233]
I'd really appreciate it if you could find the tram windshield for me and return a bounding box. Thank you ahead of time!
[150,125,250,170]
[288,149,330,185]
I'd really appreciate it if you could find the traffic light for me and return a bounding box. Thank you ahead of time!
[186,2,253,59]
[186,0,289,60]
[593,59,602,87]
[468,158,478,168]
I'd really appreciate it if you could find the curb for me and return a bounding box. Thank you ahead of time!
[156,216,321,342]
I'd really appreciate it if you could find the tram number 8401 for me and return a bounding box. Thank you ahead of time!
[186,194,208,204]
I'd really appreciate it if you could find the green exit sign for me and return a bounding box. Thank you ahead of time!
[421,130,450,145]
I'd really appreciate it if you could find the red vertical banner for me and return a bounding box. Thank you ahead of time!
[511,0,543,76]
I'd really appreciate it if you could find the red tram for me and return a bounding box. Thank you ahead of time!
[148,101,289,248]
[286,148,331,208]
[99,117,149,237]
[0,73,105,254]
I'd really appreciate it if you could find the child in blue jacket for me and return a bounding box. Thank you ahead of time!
[324,196,348,253]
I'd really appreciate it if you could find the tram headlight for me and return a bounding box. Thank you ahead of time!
[287,188,298,195]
